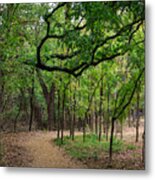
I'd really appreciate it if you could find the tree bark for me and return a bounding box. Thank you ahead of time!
[61,88,65,144]
[142,130,145,164]
[128,110,131,127]
[72,87,76,141]
[83,113,86,142]
[136,91,140,142]
[34,102,42,130]
[106,82,110,141]
[98,79,103,141]
[120,122,123,140]
[57,90,60,139]
[95,111,98,135]
[37,71,55,131]
[109,118,115,163]
[29,69,35,131]
[13,95,22,132]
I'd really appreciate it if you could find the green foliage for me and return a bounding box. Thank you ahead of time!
[126,144,137,150]
[54,134,126,160]
[0,2,144,133]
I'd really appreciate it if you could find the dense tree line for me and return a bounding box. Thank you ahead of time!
[0,1,145,162]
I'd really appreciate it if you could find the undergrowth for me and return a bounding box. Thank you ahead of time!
[54,134,136,160]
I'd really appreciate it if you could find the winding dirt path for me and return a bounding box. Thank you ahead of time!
[0,125,144,169]
[25,132,86,168]
[1,131,86,168]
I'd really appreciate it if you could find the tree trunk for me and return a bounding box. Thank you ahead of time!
[94,97,98,135]
[37,71,55,131]
[47,100,52,131]
[120,122,123,140]
[89,113,93,132]
[128,110,131,127]
[106,82,110,141]
[29,70,35,131]
[72,87,76,141]
[83,113,86,142]
[98,80,103,142]
[98,116,102,141]
[105,123,109,141]
[109,118,115,163]
[142,130,145,164]
[61,86,67,144]
[95,111,98,135]
[136,91,140,142]
[34,103,42,130]
[78,117,81,131]
[69,109,72,138]
[57,90,60,139]
[14,97,22,132]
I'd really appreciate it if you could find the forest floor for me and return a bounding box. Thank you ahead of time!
[0,131,86,168]
[0,126,144,170]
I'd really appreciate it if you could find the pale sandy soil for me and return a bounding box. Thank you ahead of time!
[24,131,86,168]
[0,131,86,168]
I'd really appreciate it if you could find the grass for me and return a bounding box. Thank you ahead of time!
[126,144,137,150]
[54,134,135,160]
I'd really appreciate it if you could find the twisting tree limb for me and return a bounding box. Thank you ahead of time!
[113,67,145,120]
[35,2,144,77]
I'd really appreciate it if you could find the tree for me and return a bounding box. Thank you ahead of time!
[33,2,144,77]
[0,1,145,167]
[37,70,55,131]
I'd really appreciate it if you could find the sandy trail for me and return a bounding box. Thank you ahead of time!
[0,131,86,168]
[1,125,144,168]
[24,131,85,168]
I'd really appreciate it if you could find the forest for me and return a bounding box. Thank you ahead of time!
[0,1,145,169]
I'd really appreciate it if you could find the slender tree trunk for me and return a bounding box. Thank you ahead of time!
[78,117,81,131]
[47,98,52,131]
[69,109,72,138]
[29,70,35,131]
[105,123,109,141]
[60,109,64,144]
[34,102,42,130]
[14,97,22,132]
[69,81,72,138]
[98,116,102,141]
[109,118,115,163]
[61,85,67,144]
[60,93,64,144]
[132,109,136,127]
[90,113,93,132]
[95,111,98,135]
[94,98,98,135]
[57,90,60,139]
[142,130,145,163]
[72,87,76,141]
[98,80,103,141]
[14,111,20,132]
[120,122,123,140]
[83,113,86,142]
[128,110,131,127]
[136,91,140,142]
[106,82,110,141]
